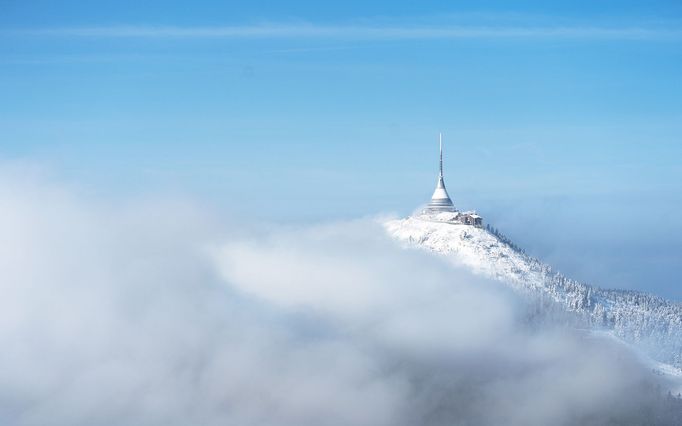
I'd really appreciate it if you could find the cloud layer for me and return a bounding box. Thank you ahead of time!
[8,24,682,41]
[0,168,679,425]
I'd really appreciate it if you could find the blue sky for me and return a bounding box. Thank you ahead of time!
[1,0,682,298]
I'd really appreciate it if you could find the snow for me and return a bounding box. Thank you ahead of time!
[384,215,543,293]
[384,213,682,372]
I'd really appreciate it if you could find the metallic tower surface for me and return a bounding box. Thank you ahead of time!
[439,132,444,179]
[425,133,457,212]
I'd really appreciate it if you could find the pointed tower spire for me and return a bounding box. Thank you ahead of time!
[425,133,456,212]
[439,132,443,178]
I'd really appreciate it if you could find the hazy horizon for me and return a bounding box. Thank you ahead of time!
[2,2,682,424]
[3,1,681,299]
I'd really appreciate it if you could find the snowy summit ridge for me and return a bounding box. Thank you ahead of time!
[385,134,682,371]
[385,210,682,370]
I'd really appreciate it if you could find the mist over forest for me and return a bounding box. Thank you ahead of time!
[1,169,681,425]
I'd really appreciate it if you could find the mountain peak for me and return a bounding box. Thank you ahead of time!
[384,214,682,376]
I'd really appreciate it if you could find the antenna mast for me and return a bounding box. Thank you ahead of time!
[439,132,443,178]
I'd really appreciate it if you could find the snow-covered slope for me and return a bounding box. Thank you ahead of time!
[385,212,682,369]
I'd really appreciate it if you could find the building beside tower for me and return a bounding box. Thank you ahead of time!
[421,133,483,227]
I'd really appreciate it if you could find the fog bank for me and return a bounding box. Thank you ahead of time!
[0,169,679,425]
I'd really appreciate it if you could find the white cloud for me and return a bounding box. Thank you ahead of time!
[0,165,678,425]
[10,24,682,41]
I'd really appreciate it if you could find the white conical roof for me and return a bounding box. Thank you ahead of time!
[431,176,452,200]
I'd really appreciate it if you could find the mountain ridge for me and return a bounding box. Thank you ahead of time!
[384,212,682,371]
